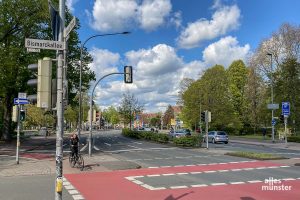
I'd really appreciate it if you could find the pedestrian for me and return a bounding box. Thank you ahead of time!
[262,127,267,140]
[70,132,79,158]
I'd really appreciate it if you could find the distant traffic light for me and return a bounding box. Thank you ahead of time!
[20,110,26,121]
[279,114,284,123]
[201,111,206,122]
[124,66,133,83]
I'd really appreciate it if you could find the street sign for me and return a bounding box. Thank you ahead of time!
[64,17,76,38]
[267,103,279,110]
[25,38,64,50]
[18,93,27,99]
[27,48,41,53]
[272,119,276,126]
[282,102,290,117]
[14,98,29,105]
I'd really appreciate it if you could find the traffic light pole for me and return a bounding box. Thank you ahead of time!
[205,111,209,149]
[88,72,124,157]
[16,104,21,164]
[55,0,65,199]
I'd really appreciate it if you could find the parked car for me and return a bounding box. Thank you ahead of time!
[203,131,229,144]
[169,129,191,138]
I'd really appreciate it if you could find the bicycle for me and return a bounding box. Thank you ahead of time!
[69,153,84,171]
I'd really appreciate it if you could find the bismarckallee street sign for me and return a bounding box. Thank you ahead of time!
[25,38,64,50]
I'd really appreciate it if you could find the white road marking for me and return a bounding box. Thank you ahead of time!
[68,190,79,195]
[170,186,188,189]
[93,145,100,151]
[190,172,202,174]
[148,166,159,168]
[282,178,296,181]
[162,173,175,176]
[248,180,262,183]
[231,169,242,171]
[218,170,229,172]
[133,180,144,185]
[127,145,140,149]
[186,165,196,167]
[161,166,171,168]
[204,171,216,173]
[211,183,226,186]
[191,184,208,187]
[65,185,75,190]
[176,173,189,175]
[280,166,290,168]
[73,195,85,200]
[230,182,245,185]
[104,143,111,146]
[147,174,160,177]
[80,145,87,152]
[133,142,142,145]
[174,165,184,167]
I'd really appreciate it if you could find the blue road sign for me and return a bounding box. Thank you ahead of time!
[14,98,29,105]
[272,119,276,126]
[282,102,290,116]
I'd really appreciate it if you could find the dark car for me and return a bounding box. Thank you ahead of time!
[203,131,229,144]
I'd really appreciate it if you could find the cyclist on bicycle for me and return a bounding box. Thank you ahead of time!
[70,133,79,158]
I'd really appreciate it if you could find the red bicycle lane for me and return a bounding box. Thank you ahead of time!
[65,161,300,200]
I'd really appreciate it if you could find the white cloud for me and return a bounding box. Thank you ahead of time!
[90,36,249,112]
[90,0,172,32]
[89,48,120,80]
[125,44,183,76]
[66,0,78,12]
[202,36,250,67]
[177,4,241,49]
[138,0,172,31]
[170,11,182,29]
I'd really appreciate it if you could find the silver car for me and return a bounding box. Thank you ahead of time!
[205,131,229,144]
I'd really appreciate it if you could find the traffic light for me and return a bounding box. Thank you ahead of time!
[279,114,284,123]
[201,111,206,122]
[20,110,26,121]
[124,66,133,83]
[27,57,52,109]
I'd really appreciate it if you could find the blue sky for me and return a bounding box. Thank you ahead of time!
[67,0,300,113]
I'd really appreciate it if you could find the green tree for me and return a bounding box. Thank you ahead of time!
[163,105,174,128]
[150,116,160,127]
[0,1,95,140]
[64,105,78,130]
[23,104,54,128]
[227,60,249,130]
[118,93,143,128]
[274,58,300,131]
[102,106,120,125]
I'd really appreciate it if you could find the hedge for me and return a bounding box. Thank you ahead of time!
[287,136,300,143]
[122,128,169,143]
[172,136,201,147]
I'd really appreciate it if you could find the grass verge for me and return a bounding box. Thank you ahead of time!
[225,151,287,160]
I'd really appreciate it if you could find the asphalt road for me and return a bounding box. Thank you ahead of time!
[0,175,73,200]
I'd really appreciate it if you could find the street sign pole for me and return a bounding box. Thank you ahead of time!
[55,0,65,199]
[284,117,288,145]
[16,104,20,164]
[205,111,209,149]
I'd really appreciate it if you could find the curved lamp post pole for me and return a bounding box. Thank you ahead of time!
[88,72,124,157]
[78,31,130,139]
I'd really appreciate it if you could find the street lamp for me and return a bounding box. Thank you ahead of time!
[267,53,275,143]
[78,31,130,139]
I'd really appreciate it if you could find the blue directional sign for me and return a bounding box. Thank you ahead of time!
[272,119,276,126]
[14,98,29,105]
[282,102,290,117]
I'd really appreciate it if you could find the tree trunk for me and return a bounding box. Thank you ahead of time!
[1,94,13,141]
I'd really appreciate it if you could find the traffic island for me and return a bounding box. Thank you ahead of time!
[225,151,287,160]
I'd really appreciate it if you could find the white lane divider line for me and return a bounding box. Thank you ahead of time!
[93,145,100,151]
[211,183,226,186]
[230,182,245,185]
[191,184,208,187]
[170,186,188,189]
[104,143,111,146]
[247,180,262,183]
[63,177,85,200]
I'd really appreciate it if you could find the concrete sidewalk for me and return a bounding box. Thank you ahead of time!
[230,137,300,151]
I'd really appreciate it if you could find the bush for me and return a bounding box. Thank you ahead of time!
[172,136,200,147]
[287,136,300,143]
[122,129,169,143]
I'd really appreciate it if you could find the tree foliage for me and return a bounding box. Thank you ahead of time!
[118,93,143,127]
[0,1,95,140]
